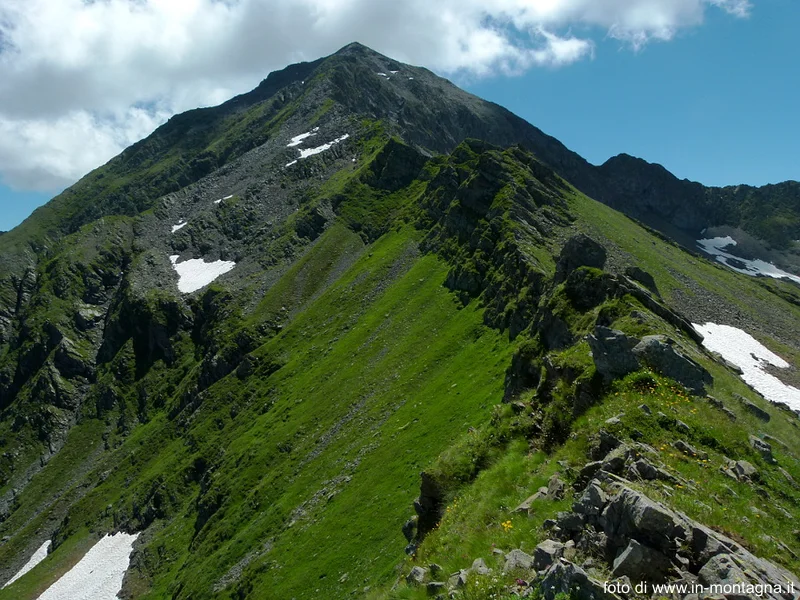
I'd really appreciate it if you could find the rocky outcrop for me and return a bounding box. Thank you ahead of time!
[587,327,640,380]
[588,327,712,394]
[554,234,607,284]
[631,335,712,395]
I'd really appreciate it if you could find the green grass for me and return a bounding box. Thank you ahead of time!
[0,227,516,599]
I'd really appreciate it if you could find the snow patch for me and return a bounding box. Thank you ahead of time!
[389,70,399,74]
[171,220,187,233]
[697,237,800,284]
[3,540,50,588]
[376,72,389,77]
[170,255,236,293]
[37,532,138,600]
[693,322,800,411]
[298,134,350,159]
[285,159,298,168]
[214,194,233,205]
[287,127,320,147]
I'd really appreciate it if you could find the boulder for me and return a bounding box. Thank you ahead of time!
[722,407,738,421]
[587,327,640,381]
[470,558,490,576]
[632,336,712,395]
[514,487,549,513]
[574,461,603,491]
[406,566,428,586]
[555,234,607,283]
[448,570,468,590]
[611,539,673,583]
[555,511,585,537]
[603,486,689,554]
[504,549,535,573]
[734,460,758,481]
[425,581,446,596]
[589,430,622,461]
[735,395,771,422]
[628,458,658,481]
[573,483,607,517]
[673,440,709,461]
[750,435,776,464]
[547,474,566,500]
[624,266,659,296]
[564,267,615,310]
[534,540,565,571]
[540,559,619,600]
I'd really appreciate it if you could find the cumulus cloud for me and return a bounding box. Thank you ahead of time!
[0,0,752,191]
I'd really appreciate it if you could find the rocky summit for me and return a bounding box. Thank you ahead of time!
[0,43,799,600]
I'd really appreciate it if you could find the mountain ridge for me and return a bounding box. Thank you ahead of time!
[0,42,798,600]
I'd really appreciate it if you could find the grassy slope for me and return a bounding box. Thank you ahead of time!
[568,188,800,349]
[0,226,515,599]
[2,146,799,600]
[377,187,800,599]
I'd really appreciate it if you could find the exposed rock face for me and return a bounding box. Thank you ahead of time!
[587,327,640,381]
[537,445,800,600]
[554,234,607,284]
[611,539,673,583]
[588,327,712,394]
[735,394,771,422]
[540,559,618,600]
[624,266,659,296]
[534,539,565,571]
[632,335,712,395]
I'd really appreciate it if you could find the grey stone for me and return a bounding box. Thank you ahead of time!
[514,488,548,513]
[632,335,712,395]
[735,395,771,422]
[547,474,566,500]
[556,511,585,535]
[587,327,640,381]
[574,461,603,491]
[673,440,709,461]
[425,581,446,596]
[541,559,619,600]
[573,483,608,517]
[504,549,535,573]
[602,445,629,475]
[611,539,673,583]
[676,420,691,435]
[406,566,428,586]
[563,540,577,561]
[534,539,565,571]
[638,403,652,415]
[629,458,658,480]
[470,557,490,576]
[750,435,776,464]
[734,460,758,481]
[603,486,689,553]
[625,266,659,295]
[722,407,738,421]
[555,234,607,283]
[448,570,468,590]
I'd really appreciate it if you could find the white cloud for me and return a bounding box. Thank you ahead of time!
[0,0,752,192]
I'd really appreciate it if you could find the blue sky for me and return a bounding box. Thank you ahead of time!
[466,0,799,188]
[0,0,797,232]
